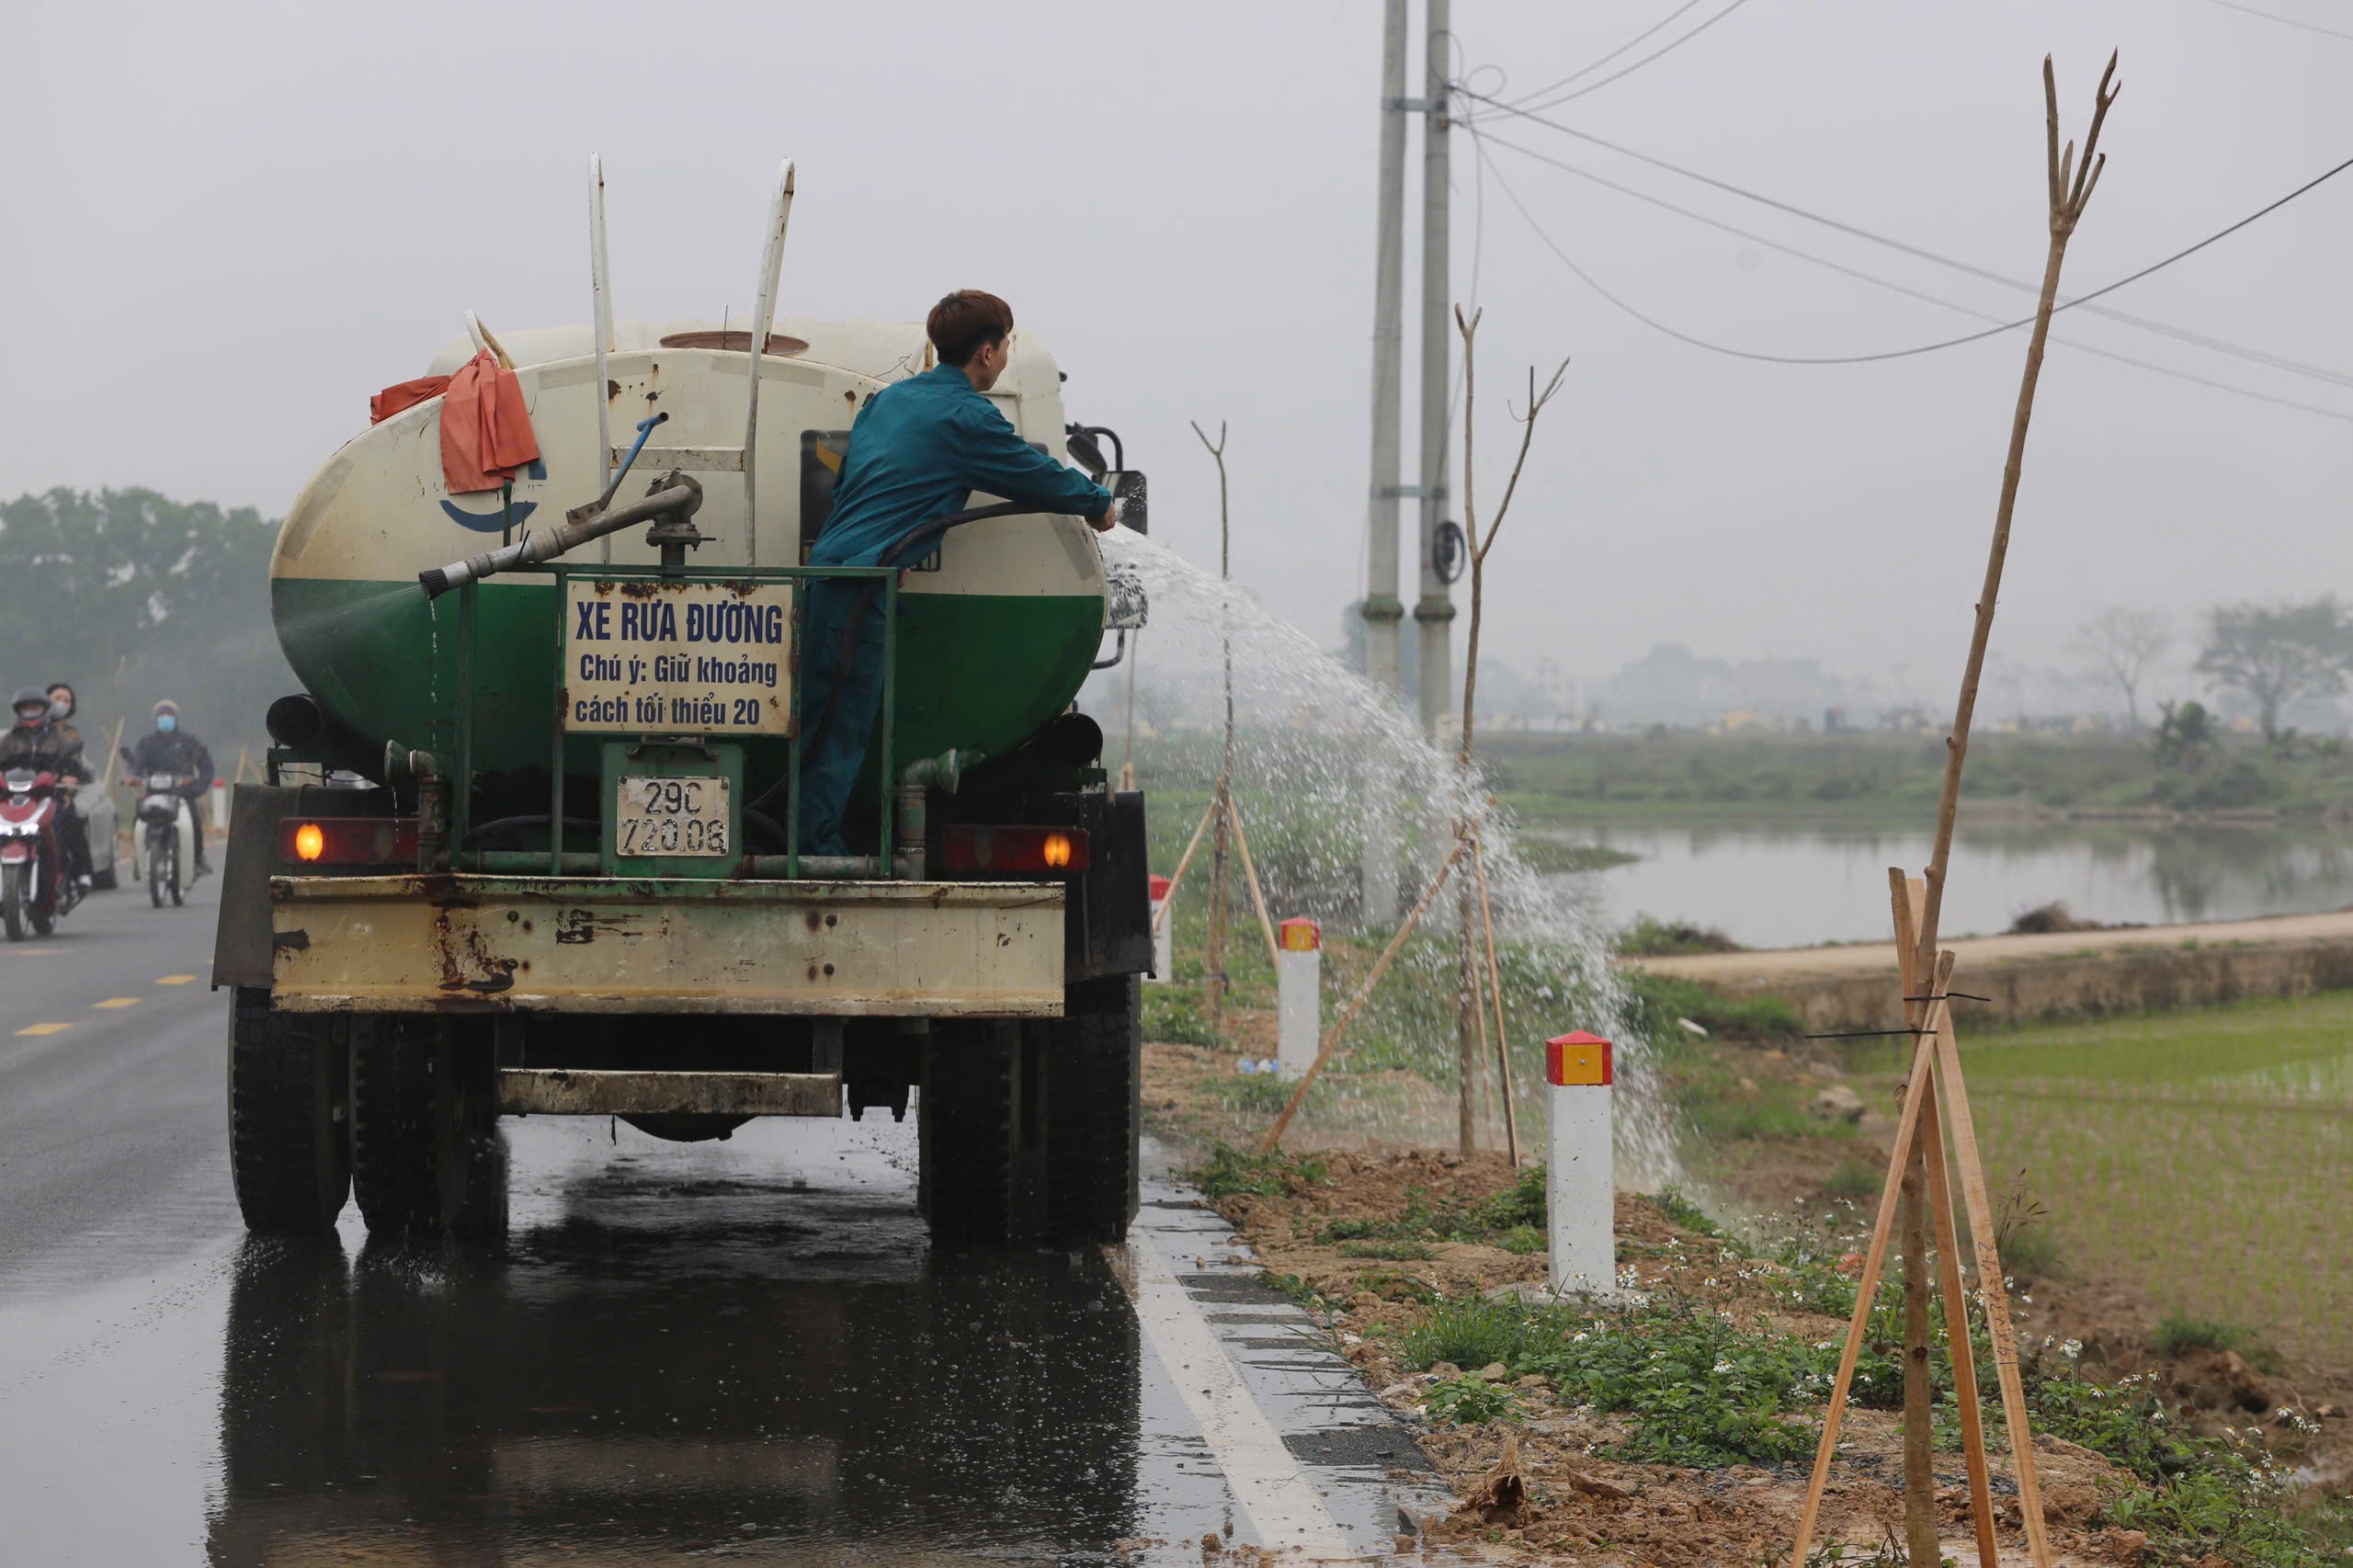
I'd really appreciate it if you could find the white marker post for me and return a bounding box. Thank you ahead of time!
[1148,874,1173,983]
[1275,917,1322,1076]
[1546,1030,1615,1298]
[210,777,228,835]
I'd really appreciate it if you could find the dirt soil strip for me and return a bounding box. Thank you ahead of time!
[1118,1223,1369,1561]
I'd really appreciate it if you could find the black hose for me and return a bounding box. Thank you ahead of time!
[460,814,601,850]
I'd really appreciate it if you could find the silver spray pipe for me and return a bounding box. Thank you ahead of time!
[418,477,701,600]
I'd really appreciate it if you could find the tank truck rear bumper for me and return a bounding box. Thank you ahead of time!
[265,873,1066,1017]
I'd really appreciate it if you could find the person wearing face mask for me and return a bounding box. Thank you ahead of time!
[127,700,214,875]
[4,686,96,894]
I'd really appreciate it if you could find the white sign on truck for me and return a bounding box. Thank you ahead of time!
[563,579,793,734]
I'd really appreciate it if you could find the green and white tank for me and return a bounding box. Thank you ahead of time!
[272,318,1108,786]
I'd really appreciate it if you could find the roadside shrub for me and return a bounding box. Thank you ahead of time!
[1142,986,1218,1045]
[1518,1295,1822,1466]
[1453,1164,1549,1233]
[1217,1068,1314,1115]
[1187,1143,1327,1199]
[2023,1354,2353,1563]
[1400,1296,1535,1372]
[1625,971,1802,1040]
[1818,1157,1881,1200]
[2149,1312,2271,1365]
[1424,1375,1521,1426]
[1652,1187,1724,1239]
[1617,914,1743,957]
[1339,1239,1436,1261]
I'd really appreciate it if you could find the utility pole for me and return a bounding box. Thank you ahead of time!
[1415,0,1456,738]
[1358,0,1409,926]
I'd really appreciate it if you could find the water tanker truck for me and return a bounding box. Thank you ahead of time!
[212,161,1154,1243]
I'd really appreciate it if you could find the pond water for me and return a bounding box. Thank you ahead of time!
[1547,821,2353,949]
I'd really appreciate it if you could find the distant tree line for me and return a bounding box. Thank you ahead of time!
[0,488,290,767]
[2077,596,2353,745]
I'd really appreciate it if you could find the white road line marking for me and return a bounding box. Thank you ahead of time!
[1117,1227,1364,1562]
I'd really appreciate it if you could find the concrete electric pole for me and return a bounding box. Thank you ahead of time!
[1415,0,1455,739]
[1360,0,1408,703]
[1358,0,1410,925]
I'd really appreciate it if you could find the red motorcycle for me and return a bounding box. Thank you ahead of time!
[1,767,74,940]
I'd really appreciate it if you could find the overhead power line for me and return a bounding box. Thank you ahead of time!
[1457,86,2353,382]
[1506,0,1761,113]
[1472,136,2353,424]
[2199,0,2353,43]
[1500,0,1711,106]
[1477,128,2353,392]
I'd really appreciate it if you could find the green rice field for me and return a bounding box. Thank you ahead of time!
[1871,993,2353,1368]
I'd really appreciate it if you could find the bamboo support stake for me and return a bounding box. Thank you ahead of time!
[1259,797,1492,1153]
[1225,797,1283,971]
[1891,883,1938,1566]
[1472,833,1520,1165]
[1935,1004,2056,1567]
[1912,52,2118,990]
[1893,872,1999,1568]
[1152,796,1220,937]
[1922,1066,2002,1568]
[1789,952,1956,1568]
[101,715,127,789]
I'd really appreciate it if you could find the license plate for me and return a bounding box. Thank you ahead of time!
[614,775,733,858]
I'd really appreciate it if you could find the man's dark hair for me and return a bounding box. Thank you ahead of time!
[926,290,1014,369]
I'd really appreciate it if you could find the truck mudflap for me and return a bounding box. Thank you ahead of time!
[267,874,1064,1017]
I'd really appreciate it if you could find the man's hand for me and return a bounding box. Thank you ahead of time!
[1088,499,1120,533]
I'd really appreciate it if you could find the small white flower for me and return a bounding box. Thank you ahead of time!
[2061,1339,2083,1360]
[1712,1359,1735,1375]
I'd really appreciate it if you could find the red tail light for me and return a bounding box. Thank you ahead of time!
[277,817,418,868]
[938,824,1090,875]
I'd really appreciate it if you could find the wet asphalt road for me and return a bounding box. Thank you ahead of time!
[0,876,1440,1564]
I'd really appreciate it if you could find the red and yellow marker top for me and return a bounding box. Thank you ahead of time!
[1278,916,1322,953]
[1545,1030,1613,1087]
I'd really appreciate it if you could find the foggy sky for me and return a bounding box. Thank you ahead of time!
[5,1,2347,706]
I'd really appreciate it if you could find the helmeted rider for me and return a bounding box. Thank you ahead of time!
[128,699,214,875]
[42,681,97,888]
[2,687,93,894]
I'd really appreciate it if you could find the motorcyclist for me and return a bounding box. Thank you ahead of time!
[128,699,214,875]
[2,687,92,896]
[42,681,97,888]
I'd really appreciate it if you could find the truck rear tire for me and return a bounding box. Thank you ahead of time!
[1042,976,1142,1243]
[227,988,352,1234]
[920,1019,1035,1244]
[350,1017,506,1240]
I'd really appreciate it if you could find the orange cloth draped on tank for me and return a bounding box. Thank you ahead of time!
[367,351,542,494]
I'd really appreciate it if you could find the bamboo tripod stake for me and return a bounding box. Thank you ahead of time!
[1149,791,1280,974]
[1790,52,2117,1568]
[1260,797,1494,1153]
[1471,833,1520,1165]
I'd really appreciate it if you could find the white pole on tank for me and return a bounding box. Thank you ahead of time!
[589,153,616,561]
[742,158,797,568]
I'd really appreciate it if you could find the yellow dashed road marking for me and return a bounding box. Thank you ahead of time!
[93,997,142,1010]
[155,974,197,985]
[16,1023,72,1037]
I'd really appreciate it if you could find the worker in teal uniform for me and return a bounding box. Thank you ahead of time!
[793,290,1117,856]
